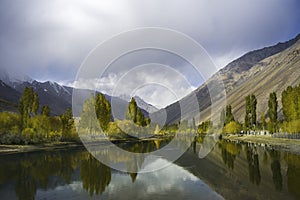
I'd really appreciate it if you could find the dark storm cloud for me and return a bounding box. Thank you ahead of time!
[0,0,299,96]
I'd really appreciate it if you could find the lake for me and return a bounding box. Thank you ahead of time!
[0,137,299,200]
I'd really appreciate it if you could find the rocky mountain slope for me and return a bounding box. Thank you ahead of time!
[158,33,300,125]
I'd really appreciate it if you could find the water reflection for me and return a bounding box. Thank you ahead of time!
[218,141,241,170]
[245,145,261,185]
[285,153,300,198]
[80,154,111,196]
[1,138,300,199]
[269,150,282,191]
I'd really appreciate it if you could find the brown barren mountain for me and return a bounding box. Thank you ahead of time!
[159,34,300,125]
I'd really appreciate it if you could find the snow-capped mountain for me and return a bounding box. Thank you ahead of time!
[133,96,158,114]
[0,74,150,118]
[0,68,33,88]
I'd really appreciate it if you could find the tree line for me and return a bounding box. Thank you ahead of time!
[0,86,78,144]
[219,84,300,134]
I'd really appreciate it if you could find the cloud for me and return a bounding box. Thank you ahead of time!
[1,0,300,107]
[67,64,197,108]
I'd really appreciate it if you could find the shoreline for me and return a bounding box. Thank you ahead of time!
[222,134,300,154]
[2,134,300,155]
[0,136,172,155]
[0,142,84,155]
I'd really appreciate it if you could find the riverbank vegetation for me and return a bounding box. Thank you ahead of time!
[0,87,79,144]
[1,84,300,145]
[220,84,300,136]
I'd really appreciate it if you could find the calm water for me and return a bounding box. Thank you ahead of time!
[0,138,300,200]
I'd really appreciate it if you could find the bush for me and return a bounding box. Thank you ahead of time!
[223,121,242,134]
[282,119,300,133]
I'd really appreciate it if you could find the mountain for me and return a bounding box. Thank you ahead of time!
[133,96,158,114]
[0,80,20,112]
[157,33,300,125]
[0,68,33,88]
[0,78,149,119]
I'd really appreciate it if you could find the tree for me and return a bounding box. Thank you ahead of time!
[268,92,278,133]
[125,97,149,127]
[61,108,77,141]
[282,85,300,121]
[41,105,50,116]
[224,105,235,126]
[32,93,39,116]
[223,121,241,134]
[245,94,257,130]
[125,98,138,123]
[136,109,145,126]
[220,108,225,127]
[260,113,266,131]
[18,87,39,130]
[95,93,111,131]
[79,95,99,135]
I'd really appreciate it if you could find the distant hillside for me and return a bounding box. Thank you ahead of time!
[0,78,150,118]
[0,80,20,112]
[156,33,300,125]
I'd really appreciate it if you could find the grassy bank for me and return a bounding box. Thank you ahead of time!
[0,141,84,155]
[223,134,300,154]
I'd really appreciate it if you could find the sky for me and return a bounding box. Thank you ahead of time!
[0,0,300,108]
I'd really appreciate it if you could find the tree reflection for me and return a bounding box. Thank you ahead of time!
[285,153,300,199]
[80,154,111,196]
[218,141,241,170]
[269,150,282,191]
[0,150,82,200]
[15,169,37,200]
[245,145,261,185]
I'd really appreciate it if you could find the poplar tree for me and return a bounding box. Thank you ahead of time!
[41,105,50,116]
[245,94,257,130]
[268,92,278,133]
[224,104,235,125]
[95,93,111,131]
[18,87,39,130]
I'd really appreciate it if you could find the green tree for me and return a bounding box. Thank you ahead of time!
[282,85,300,121]
[245,94,257,130]
[125,97,149,127]
[79,95,99,135]
[260,113,267,131]
[95,93,111,131]
[223,121,241,134]
[268,92,278,133]
[224,104,235,125]
[60,108,77,141]
[125,98,138,123]
[32,92,39,115]
[41,105,50,116]
[18,87,39,130]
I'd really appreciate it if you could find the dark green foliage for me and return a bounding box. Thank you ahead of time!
[268,92,278,133]
[260,113,267,130]
[60,108,78,141]
[282,85,300,121]
[224,105,235,126]
[197,121,211,134]
[95,93,111,131]
[125,98,138,122]
[79,95,99,134]
[41,105,50,116]
[18,87,39,130]
[245,94,257,130]
[81,154,111,196]
[125,97,150,127]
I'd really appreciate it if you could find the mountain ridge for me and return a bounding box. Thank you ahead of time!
[157,33,300,125]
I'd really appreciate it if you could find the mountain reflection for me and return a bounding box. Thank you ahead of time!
[1,138,300,199]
